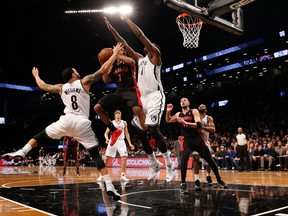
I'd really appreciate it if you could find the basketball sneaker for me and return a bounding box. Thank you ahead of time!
[106,186,121,201]
[180,183,189,195]
[148,162,163,180]
[110,129,122,146]
[2,149,25,162]
[77,172,80,176]
[217,179,228,189]
[195,179,201,191]
[166,163,175,182]
[206,176,213,186]
[120,174,129,182]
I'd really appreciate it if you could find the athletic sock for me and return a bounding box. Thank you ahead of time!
[22,144,32,155]
[102,174,113,189]
[147,152,157,167]
[162,151,172,167]
[194,174,200,181]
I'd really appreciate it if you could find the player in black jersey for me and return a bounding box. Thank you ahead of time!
[63,136,80,176]
[166,97,227,194]
[94,46,147,146]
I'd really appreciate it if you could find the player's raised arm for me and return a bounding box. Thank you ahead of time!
[120,15,161,65]
[32,67,62,94]
[82,43,123,88]
[104,16,142,61]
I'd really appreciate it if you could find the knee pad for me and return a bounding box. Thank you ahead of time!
[33,130,51,146]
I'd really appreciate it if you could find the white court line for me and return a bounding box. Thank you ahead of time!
[0,196,57,216]
[117,200,152,209]
[121,187,254,209]
[251,206,288,216]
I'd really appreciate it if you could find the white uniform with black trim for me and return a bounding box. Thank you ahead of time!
[132,55,165,128]
[45,80,99,150]
[106,120,128,157]
[199,115,213,164]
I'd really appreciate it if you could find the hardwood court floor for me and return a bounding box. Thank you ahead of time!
[0,166,288,216]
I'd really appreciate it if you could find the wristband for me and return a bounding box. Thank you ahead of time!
[196,121,202,128]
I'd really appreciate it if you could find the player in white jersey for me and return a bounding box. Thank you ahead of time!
[98,110,134,183]
[198,104,216,187]
[2,43,124,201]
[104,16,175,183]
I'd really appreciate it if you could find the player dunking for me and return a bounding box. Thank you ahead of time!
[2,43,124,201]
[166,98,227,194]
[103,16,175,182]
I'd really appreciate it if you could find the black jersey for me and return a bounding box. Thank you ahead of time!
[179,109,200,138]
[110,62,137,88]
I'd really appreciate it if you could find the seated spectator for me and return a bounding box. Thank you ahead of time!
[215,146,228,169]
[263,142,277,171]
[225,147,236,170]
[278,144,288,171]
[233,153,241,170]
[252,144,265,171]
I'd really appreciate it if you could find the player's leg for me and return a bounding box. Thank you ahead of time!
[74,145,80,176]
[118,140,129,182]
[74,119,120,201]
[192,153,201,191]
[180,137,192,194]
[94,94,123,146]
[63,146,68,176]
[195,140,227,188]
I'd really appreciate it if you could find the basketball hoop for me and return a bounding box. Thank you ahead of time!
[176,13,203,48]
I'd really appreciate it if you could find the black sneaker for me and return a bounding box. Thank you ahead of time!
[206,176,213,186]
[180,183,189,194]
[217,179,228,189]
[195,179,201,191]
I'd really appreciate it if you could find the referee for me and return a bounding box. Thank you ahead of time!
[234,127,250,172]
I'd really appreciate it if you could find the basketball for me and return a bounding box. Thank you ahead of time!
[98,48,113,65]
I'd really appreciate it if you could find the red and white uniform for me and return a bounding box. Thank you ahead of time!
[105,120,128,157]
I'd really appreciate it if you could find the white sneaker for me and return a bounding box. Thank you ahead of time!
[148,162,163,180]
[97,175,103,182]
[166,162,175,182]
[120,175,129,182]
[2,149,25,162]
[106,185,121,201]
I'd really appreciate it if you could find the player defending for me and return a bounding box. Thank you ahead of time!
[198,104,216,186]
[103,16,175,182]
[166,98,227,194]
[2,43,124,201]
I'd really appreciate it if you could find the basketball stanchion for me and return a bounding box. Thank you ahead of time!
[176,13,203,48]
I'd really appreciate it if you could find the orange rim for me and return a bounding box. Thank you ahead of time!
[176,13,203,26]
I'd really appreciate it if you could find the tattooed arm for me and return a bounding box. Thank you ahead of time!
[32,67,62,94]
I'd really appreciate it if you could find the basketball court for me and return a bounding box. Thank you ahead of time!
[1,1,287,215]
[0,166,288,216]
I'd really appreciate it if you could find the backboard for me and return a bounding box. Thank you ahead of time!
[164,0,256,35]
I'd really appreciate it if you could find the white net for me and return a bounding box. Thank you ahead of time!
[176,13,203,48]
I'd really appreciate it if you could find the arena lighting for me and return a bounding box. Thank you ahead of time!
[64,4,132,15]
